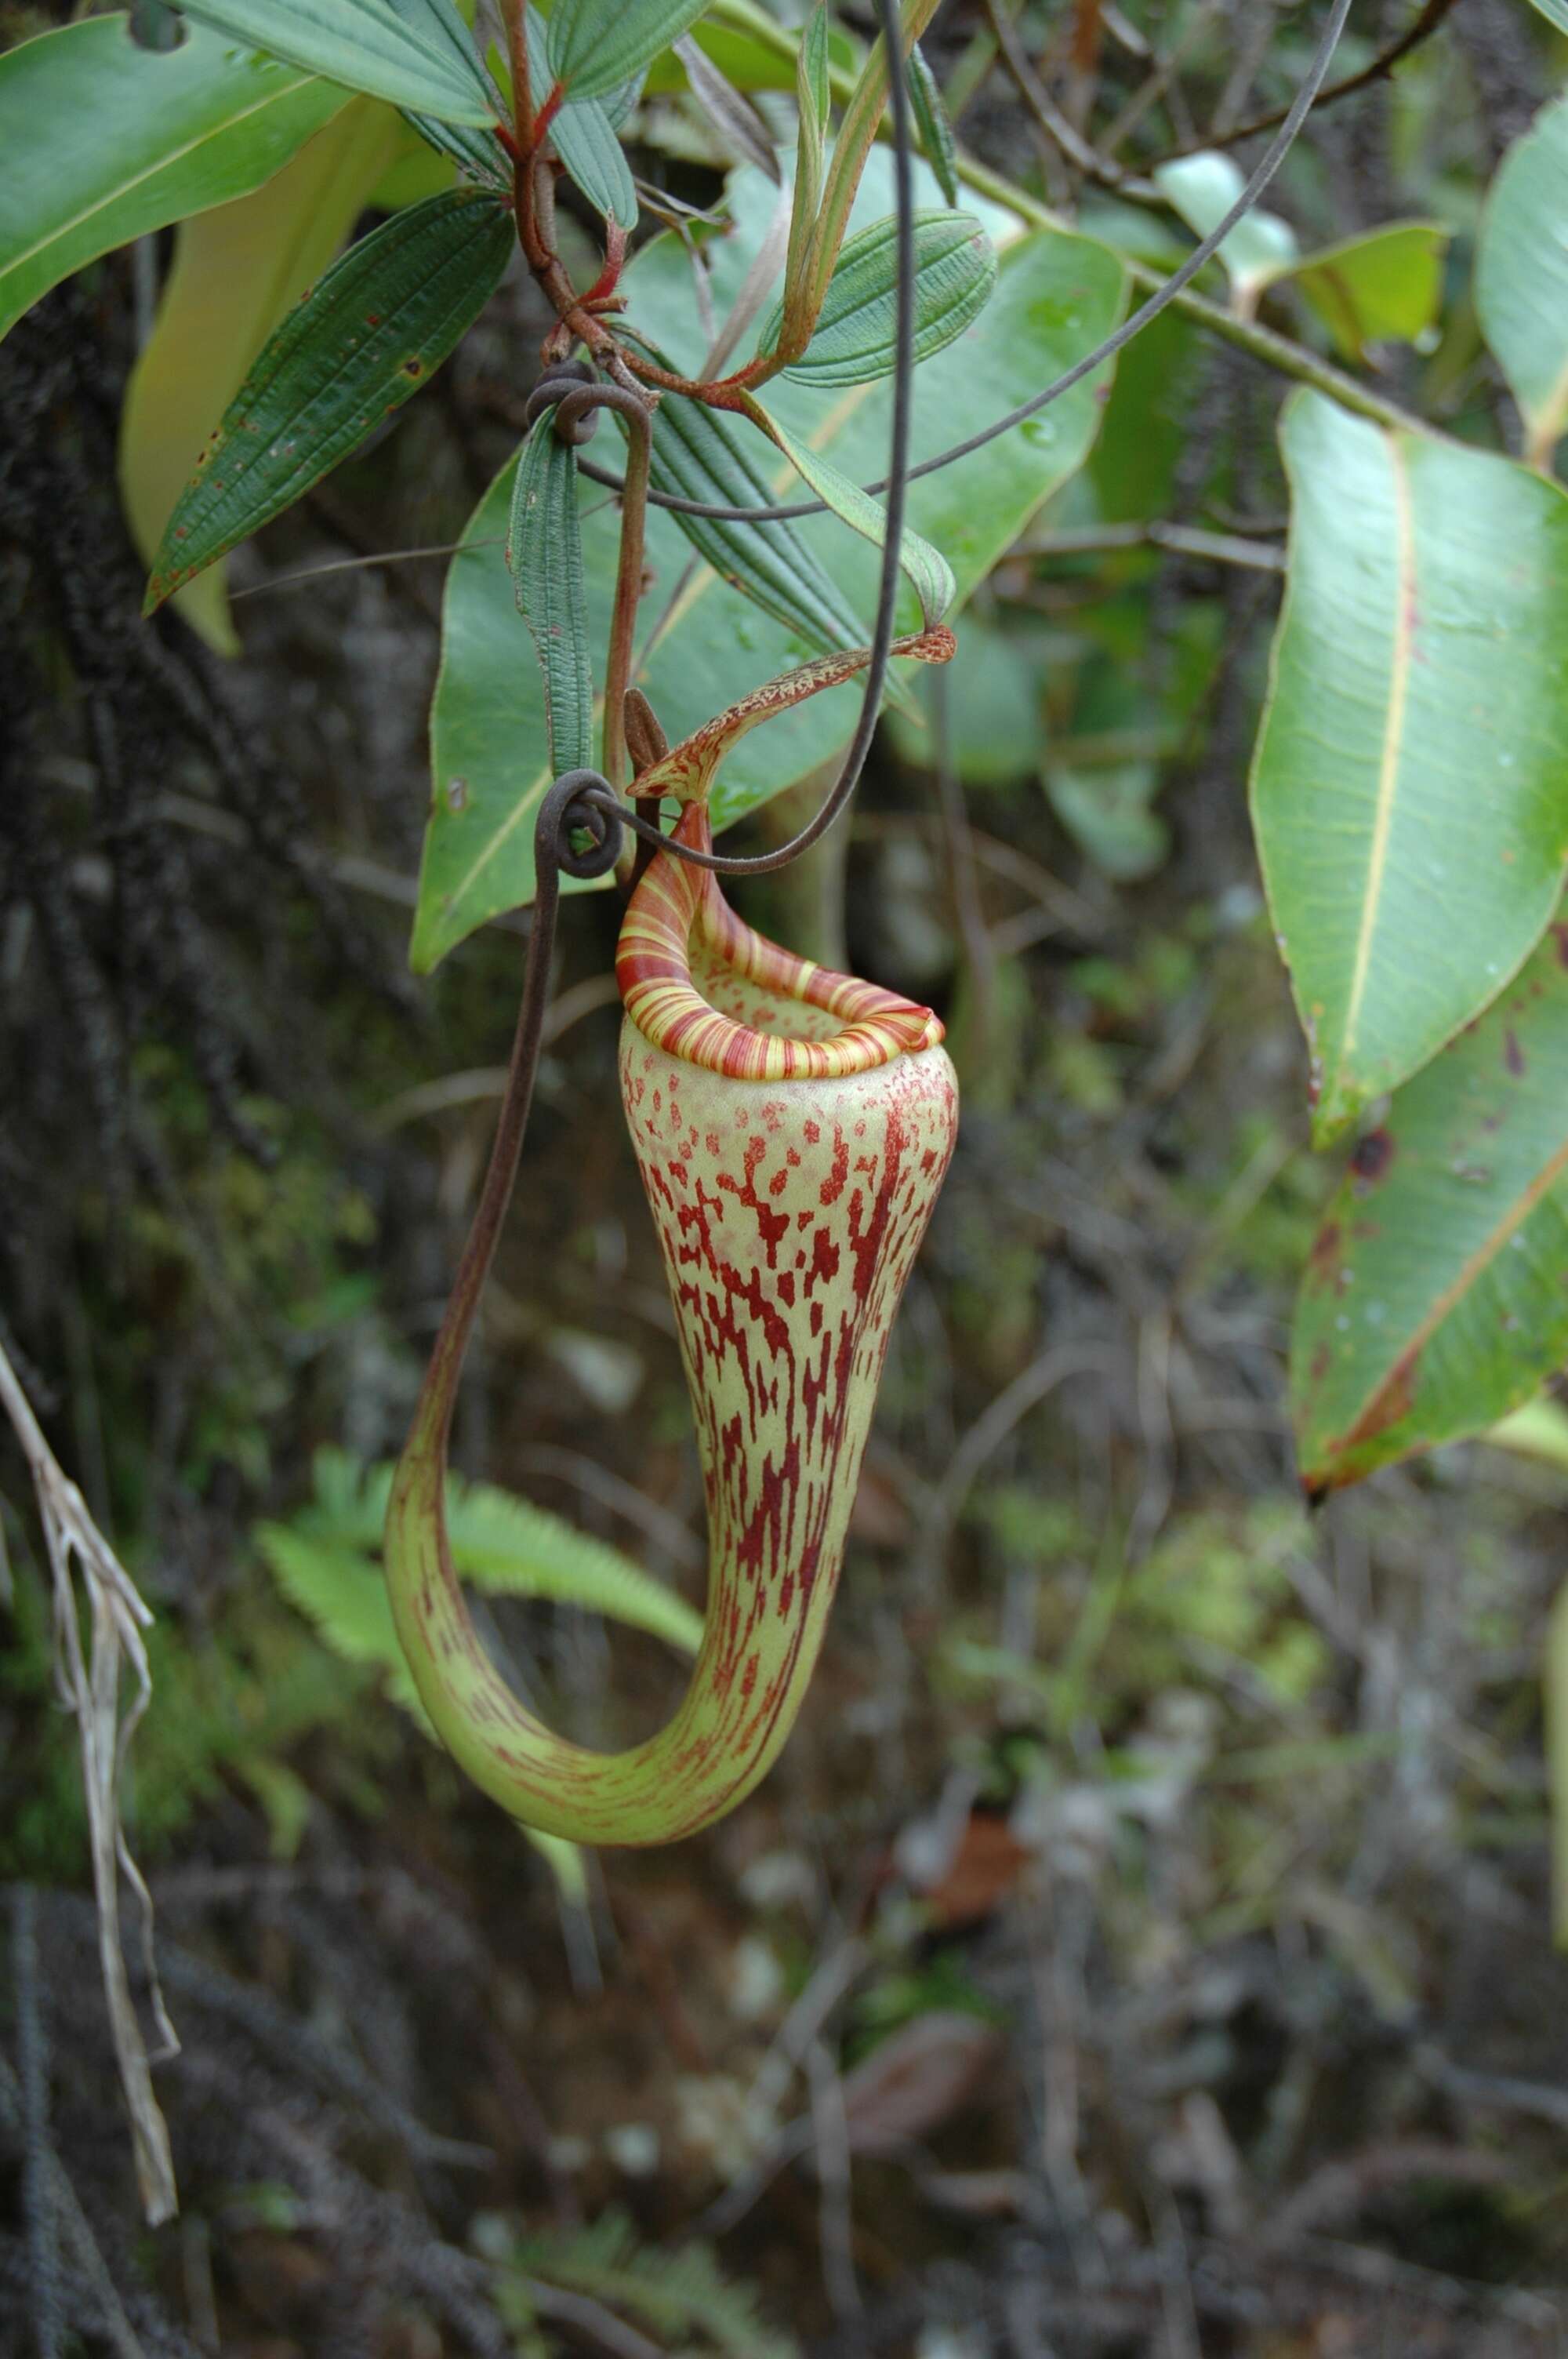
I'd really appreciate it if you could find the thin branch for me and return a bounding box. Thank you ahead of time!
[982,0,1156,194]
[1156,0,1463,162]
[1019,519,1286,571]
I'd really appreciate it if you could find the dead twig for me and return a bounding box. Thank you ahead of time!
[0,1342,177,2224]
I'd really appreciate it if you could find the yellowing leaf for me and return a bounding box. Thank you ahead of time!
[118,97,401,653]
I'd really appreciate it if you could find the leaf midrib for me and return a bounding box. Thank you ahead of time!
[0,64,328,296]
[1334,428,1414,1099]
[1332,1129,1568,1458]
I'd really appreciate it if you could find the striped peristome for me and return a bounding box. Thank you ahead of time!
[385,804,958,1845]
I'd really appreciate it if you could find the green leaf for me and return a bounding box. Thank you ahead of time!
[0,14,350,346]
[1154,151,1444,357]
[674,33,779,181]
[746,400,954,627]
[119,97,401,655]
[800,0,830,131]
[1477,95,1568,470]
[1251,391,1568,1145]
[1523,0,1568,28]
[1291,914,1568,1494]
[144,187,512,612]
[1289,223,1448,362]
[546,0,713,102]
[174,0,499,122]
[760,208,995,384]
[506,411,594,777]
[387,0,510,184]
[641,380,870,652]
[799,0,943,323]
[524,7,637,226]
[908,41,958,207]
[260,1448,704,1662]
[1154,148,1298,309]
[413,158,1126,966]
[1047,761,1167,881]
[785,2,830,312]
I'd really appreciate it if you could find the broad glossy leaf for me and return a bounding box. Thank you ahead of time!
[909,41,959,208]
[1154,149,1298,308]
[1477,95,1568,469]
[145,187,512,610]
[0,14,349,345]
[758,209,996,383]
[412,158,1125,965]
[174,0,498,122]
[546,0,712,101]
[641,377,869,655]
[524,8,637,226]
[1252,391,1568,1144]
[746,400,954,627]
[1290,224,1447,362]
[1292,915,1568,1493]
[506,412,593,776]
[119,98,399,654]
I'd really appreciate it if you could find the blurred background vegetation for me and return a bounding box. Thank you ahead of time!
[5,1,1568,2353]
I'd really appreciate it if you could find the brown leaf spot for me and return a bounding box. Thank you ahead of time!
[402,357,424,378]
[1306,1220,1342,1286]
[1504,1028,1526,1077]
[1350,1126,1395,1187]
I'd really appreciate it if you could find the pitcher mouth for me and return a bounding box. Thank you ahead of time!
[617,805,945,1082]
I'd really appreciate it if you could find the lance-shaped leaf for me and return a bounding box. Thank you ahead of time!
[743,399,954,627]
[0,14,349,345]
[1524,0,1568,27]
[784,0,831,311]
[173,0,498,122]
[412,161,1126,966]
[1293,915,1568,1494]
[506,411,593,777]
[800,0,942,320]
[120,96,400,656]
[1477,94,1568,470]
[631,623,953,802]
[1250,391,1568,1145]
[674,33,779,180]
[144,187,512,611]
[523,7,637,227]
[758,208,995,384]
[643,381,870,655]
[908,41,958,206]
[546,0,713,102]
[387,0,510,185]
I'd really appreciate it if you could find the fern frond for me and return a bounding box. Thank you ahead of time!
[507,2210,797,2358]
[292,1449,704,1655]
